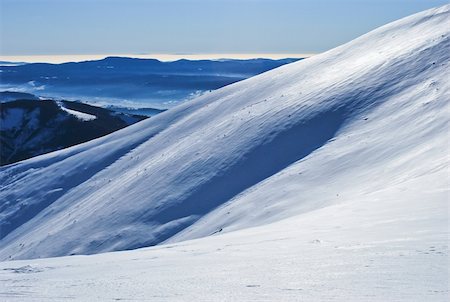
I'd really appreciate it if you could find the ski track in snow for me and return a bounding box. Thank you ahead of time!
[0,5,449,301]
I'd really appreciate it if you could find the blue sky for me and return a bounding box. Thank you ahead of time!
[0,0,447,56]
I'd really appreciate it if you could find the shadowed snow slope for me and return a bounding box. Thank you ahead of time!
[0,5,449,270]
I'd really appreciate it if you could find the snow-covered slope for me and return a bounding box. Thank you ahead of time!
[0,180,447,300]
[0,4,449,269]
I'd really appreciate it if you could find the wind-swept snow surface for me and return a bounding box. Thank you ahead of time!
[0,5,449,300]
[0,182,447,300]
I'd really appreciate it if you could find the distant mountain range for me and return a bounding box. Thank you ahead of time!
[0,91,40,102]
[104,105,166,117]
[0,61,27,66]
[0,98,147,165]
[0,57,301,108]
[0,91,166,117]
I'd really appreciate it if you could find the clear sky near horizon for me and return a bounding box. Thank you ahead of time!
[0,0,448,61]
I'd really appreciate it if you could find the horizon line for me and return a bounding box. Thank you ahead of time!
[0,53,316,64]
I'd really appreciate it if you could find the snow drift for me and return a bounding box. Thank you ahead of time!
[0,5,449,265]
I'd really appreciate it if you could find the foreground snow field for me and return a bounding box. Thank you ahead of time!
[0,5,449,301]
[0,180,447,301]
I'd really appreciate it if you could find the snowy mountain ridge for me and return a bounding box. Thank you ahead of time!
[0,99,146,165]
[0,4,449,266]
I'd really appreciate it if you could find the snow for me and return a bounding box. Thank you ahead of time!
[0,5,449,301]
[0,174,447,300]
[58,105,97,121]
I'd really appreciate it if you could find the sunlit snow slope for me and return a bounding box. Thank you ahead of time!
[0,4,449,268]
